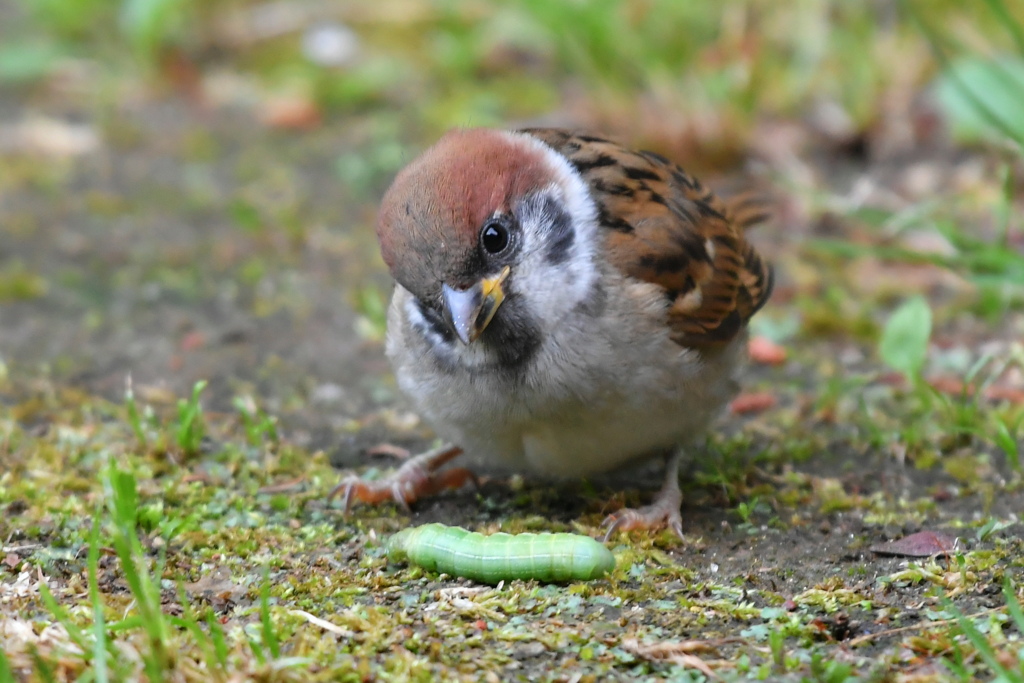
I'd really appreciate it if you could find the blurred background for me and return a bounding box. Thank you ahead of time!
[1,0,1022,452]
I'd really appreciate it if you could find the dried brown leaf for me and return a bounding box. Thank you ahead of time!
[870,531,957,558]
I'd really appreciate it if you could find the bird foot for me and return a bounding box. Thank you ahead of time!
[602,483,684,542]
[327,444,475,513]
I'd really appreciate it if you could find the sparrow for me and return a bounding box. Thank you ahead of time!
[330,127,773,538]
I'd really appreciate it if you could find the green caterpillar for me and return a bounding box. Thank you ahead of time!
[385,523,615,584]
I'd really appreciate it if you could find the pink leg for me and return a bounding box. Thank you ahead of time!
[602,452,684,541]
[327,444,474,513]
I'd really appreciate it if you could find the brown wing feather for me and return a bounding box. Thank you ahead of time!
[521,128,773,348]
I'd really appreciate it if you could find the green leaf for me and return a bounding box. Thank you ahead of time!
[0,43,62,83]
[879,296,932,379]
[934,56,1024,146]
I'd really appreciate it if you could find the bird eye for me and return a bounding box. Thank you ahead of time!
[480,221,510,254]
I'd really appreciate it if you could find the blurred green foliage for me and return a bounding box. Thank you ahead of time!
[10,0,195,68]
[6,0,1022,317]
[4,0,1022,139]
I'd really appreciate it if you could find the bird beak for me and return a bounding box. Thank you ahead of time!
[441,266,510,345]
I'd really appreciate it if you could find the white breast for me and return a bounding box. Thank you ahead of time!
[385,273,744,479]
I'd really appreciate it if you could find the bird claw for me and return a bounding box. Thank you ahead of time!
[601,501,684,542]
[327,444,474,513]
[601,454,684,542]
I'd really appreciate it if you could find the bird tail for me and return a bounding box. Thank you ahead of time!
[726,192,773,232]
[727,192,775,317]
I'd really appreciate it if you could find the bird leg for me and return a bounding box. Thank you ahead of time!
[602,452,684,541]
[364,443,414,460]
[327,444,476,513]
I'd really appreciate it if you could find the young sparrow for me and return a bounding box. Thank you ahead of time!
[331,128,773,538]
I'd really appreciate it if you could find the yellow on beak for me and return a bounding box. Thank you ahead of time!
[441,266,511,344]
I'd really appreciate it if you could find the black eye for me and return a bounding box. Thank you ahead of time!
[481,221,510,254]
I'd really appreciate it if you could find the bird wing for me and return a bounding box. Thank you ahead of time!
[521,128,773,348]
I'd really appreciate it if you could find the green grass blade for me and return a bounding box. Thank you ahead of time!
[0,648,14,683]
[995,165,1013,246]
[260,576,281,659]
[993,416,1021,470]
[174,380,207,454]
[1004,580,1024,631]
[247,634,267,666]
[38,583,90,652]
[206,611,230,669]
[107,615,147,632]
[28,645,57,683]
[948,601,1018,680]
[173,585,224,675]
[124,378,147,448]
[104,466,169,683]
[88,519,109,683]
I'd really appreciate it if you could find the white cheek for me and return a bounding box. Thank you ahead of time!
[500,130,602,316]
[403,295,448,349]
[515,184,600,325]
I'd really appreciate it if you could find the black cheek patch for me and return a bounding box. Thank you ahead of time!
[413,298,455,346]
[543,197,575,265]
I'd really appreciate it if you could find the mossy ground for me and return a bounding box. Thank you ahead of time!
[2,1,1023,681]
